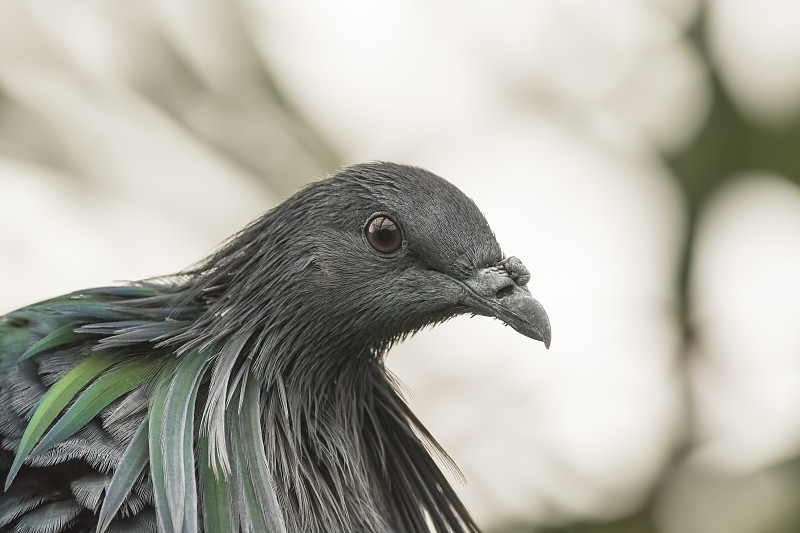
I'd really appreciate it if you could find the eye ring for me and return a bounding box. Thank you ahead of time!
[365,214,403,254]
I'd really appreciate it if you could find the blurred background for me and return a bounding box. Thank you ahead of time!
[2,0,800,531]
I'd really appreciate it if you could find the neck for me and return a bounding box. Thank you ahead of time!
[261,355,388,532]
[151,259,480,531]
[256,352,479,533]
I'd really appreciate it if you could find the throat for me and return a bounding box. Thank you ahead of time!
[255,357,479,533]
[204,334,479,533]
[261,360,394,532]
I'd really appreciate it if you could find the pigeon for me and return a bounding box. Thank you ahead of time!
[0,162,550,532]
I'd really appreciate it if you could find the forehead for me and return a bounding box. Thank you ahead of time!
[333,163,503,272]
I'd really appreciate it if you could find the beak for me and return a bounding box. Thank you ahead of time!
[459,257,551,348]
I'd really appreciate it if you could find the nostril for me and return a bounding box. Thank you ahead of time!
[496,285,514,299]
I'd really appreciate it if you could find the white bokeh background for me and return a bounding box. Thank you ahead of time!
[3,1,800,531]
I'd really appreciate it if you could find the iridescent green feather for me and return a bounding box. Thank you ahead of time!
[147,359,177,533]
[19,323,84,361]
[96,418,150,533]
[164,350,209,533]
[5,351,122,489]
[148,351,211,533]
[240,372,286,532]
[31,357,159,457]
[198,433,233,533]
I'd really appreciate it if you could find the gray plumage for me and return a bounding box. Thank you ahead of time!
[0,162,550,532]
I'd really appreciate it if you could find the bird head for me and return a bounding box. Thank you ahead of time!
[261,162,551,358]
[181,162,550,374]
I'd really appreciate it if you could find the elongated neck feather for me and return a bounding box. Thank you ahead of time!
[149,208,479,532]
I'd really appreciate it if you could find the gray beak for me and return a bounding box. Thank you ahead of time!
[459,256,551,348]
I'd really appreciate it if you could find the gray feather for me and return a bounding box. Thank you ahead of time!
[69,475,108,513]
[10,500,83,533]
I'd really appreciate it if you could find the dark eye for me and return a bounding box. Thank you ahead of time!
[365,215,403,254]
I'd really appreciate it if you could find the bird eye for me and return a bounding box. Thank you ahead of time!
[365,215,403,254]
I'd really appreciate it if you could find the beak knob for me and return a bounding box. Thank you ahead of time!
[460,257,551,348]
